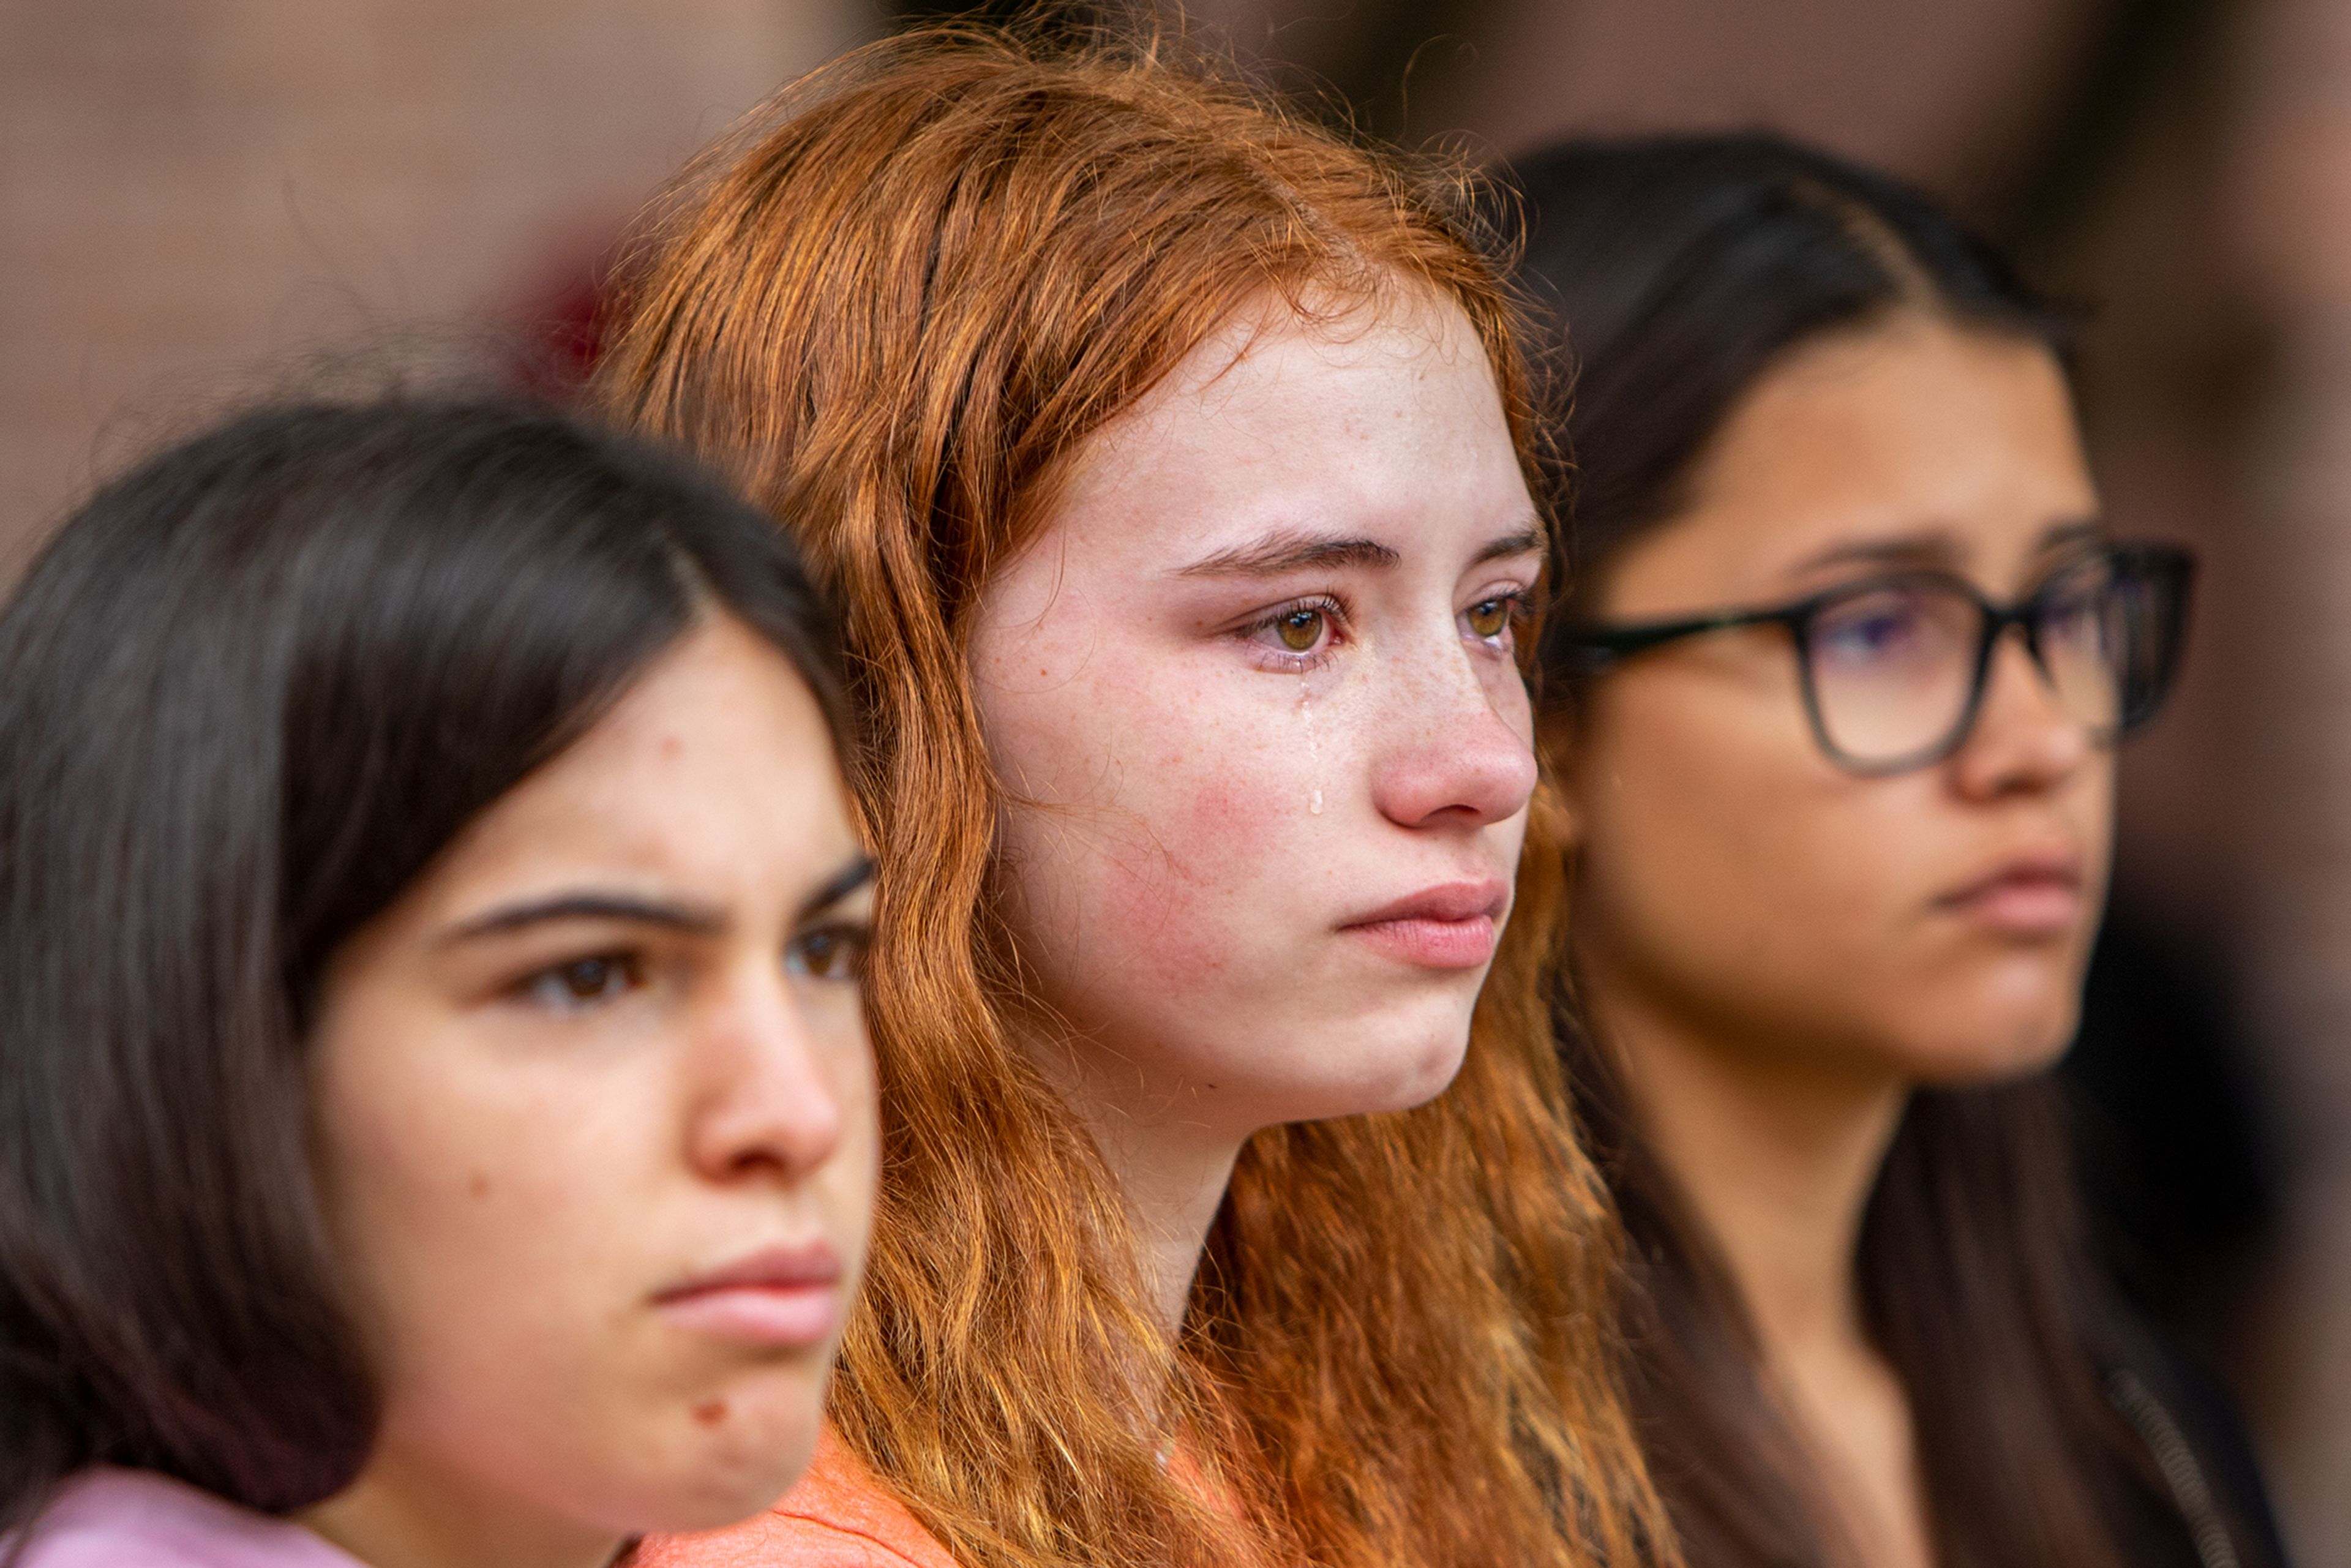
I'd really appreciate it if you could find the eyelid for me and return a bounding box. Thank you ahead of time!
[1229,591,1348,635]
[508,948,651,1013]
[786,918,873,983]
[1232,593,1348,672]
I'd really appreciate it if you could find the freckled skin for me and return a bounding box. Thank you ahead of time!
[970,293,1543,1149]
[301,621,877,1563]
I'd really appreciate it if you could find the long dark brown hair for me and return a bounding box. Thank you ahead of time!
[1505,132,2241,1568]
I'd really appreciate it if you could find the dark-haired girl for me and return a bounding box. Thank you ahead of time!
[1509,134,2289,1568]
[0,400,877,1568]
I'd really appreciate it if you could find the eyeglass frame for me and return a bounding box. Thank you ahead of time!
[1551,541,2197,776]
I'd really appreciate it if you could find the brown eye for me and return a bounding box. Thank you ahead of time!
[1277,608,1325,651]
[787,925,869,984]
[523,954,643,1011]
[1466,598,1515,640]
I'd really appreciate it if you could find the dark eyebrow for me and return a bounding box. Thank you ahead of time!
[800,855,875,920]
[2031,519,2106,558]
[1785,518,2102,582]
[443,893,726,945]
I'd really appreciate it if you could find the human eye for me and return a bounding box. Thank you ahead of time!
[1810,585,1940,671]
[1461,588,1531,650]
[2031,552,2113,620]
[785,921,871,985]
[513,952,648,1013]
[1235,595,1345,673]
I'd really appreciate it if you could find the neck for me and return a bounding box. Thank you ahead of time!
[1084,1102,1248,1335]
[1581,958,1908,1365]
[1019,1027,1249,1335]
[298,1452,621,1568]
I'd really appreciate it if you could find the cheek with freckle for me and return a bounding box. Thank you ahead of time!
[1068,767,1300,1002]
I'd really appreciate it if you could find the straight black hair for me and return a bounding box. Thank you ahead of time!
[0,398,847,1545]
[1503,133,2262,1568]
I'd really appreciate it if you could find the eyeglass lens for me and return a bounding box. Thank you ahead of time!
[1799,550,2183,769]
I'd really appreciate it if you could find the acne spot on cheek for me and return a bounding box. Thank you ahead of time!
[659,734,683,757]
[467,1172,490,1199]
[692,1399,729,1427]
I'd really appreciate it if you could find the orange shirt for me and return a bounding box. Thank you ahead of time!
[636,1430,954,1568]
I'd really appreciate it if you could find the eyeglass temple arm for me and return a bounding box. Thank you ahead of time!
[1556,606,1798,673]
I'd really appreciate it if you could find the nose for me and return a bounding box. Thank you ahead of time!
[1369,640,1539,830]
[684,974,850,1184]
[1948,626,2094,799]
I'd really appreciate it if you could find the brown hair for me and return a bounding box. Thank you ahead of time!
[0,398,847,1558]
[596,25,1671,1568]
[1510,132,2233,1568]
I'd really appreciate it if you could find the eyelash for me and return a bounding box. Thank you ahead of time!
[1464,589,1532,650]
[786,921,871,985]
[508,919,871,1016]
[1235,588,1533,673]
[1238,595,1349,673]
[516,951,647,1013]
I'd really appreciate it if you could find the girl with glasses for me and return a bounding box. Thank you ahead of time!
[1509,133,2285,1568]
[0,400,877,1568]
[596,27,1672,1568]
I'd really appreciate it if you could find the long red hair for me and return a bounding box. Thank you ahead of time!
[596,26,1670,1568]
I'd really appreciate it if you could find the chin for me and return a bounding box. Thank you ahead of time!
[1321,1005,1475,1118]
[1900,1003,2080,1088]
[640,1424,821,1534]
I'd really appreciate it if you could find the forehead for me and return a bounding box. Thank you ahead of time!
[410,621,853,915]
[1031,288,1529,572]
[1616,317,2094,605]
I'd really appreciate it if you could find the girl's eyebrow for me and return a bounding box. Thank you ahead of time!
[1782,517,2103,582]
[440,857,872,947]
[1471,525,1547,566]
[1174,519,1545,579]
[798,855,876,919]
[442,893,726,945]
[1174,531,1401,577]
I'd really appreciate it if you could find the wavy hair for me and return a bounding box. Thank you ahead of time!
[595,27,1670,1568]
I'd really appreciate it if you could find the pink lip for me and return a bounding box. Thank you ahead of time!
[1933,850,2087,937]
[653,1242,844,1349]
[1341,879,1510,970]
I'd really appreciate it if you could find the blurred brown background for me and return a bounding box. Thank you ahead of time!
[2,0,2342,1558]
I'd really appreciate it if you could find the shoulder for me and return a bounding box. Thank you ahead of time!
[633,1431,956,1568]
[10,1469,363,1568]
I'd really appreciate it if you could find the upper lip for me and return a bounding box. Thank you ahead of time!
[1343,879,1512,928]
[653,1240,842,1302]
[1935,846,2085,906]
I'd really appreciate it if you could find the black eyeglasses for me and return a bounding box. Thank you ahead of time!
[1554,542,2196,775]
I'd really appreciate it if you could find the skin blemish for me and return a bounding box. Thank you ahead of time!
[1297,675,1323,816]
[467,1172,490,1199]
[692,1398,729,1427]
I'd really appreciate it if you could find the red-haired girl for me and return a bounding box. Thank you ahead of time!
[599,27,1669,1568]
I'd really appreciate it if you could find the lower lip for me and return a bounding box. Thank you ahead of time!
[1941,879,2083,936]
[655,1284,841,1348]
[1344,914,1498,969]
